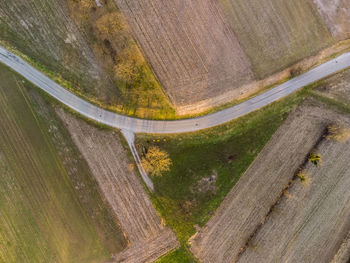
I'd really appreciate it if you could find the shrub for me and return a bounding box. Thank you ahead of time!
[309,153,321,166]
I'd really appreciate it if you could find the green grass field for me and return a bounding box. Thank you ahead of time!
[0,64,126,262]
[136,87,311,260]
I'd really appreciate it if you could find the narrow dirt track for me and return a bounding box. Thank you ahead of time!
[57,109,178,263]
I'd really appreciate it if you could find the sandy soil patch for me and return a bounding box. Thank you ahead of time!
[190,101,349,263]
[115,0,254,105]
[57,109,178,263]
[313,0,350,40]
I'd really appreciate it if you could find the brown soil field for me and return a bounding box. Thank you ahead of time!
[219,0,334,78]
[237,123,350,263]
[57,110,179,263]
[190,101,349,263]
[115,0,254,105]
[316,68,350,104]
[313,0,350,40]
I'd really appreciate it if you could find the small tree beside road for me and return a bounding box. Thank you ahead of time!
[141,146,172,177]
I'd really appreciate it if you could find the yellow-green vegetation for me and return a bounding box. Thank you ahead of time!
[155,246,197,263]
[141,146,172,177]
[0,64,126,262]
[309,153,322,166]
[219,0,334,78]
[327,122,350,142]
[136,88,310,254]
[67,0,175,119]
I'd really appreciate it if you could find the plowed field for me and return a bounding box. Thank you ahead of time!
[115,0,254,105]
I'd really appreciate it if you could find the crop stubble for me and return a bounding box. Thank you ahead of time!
[190,102,350,263]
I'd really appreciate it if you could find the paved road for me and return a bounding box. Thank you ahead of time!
[1,45,350,134]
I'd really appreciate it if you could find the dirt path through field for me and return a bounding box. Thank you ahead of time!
[57,109,178,262]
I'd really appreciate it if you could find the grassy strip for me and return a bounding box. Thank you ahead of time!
[155,245,197,263]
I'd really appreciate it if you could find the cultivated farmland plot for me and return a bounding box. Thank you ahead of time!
[115,0,254,105]
[237,127,350,263]
[57,110,179,263]
[190,102,350,263]
[219,0,334,78]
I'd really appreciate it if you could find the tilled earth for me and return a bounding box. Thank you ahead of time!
[57,109,178,263]
[191,101,350,263]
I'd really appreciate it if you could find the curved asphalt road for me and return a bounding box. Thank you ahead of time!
[1,45,350,134]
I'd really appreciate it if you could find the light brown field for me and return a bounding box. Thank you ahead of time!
[237,122,350,263]
[313,0,350,40]
[57,110,179,263]
[115,0,254,105]
[316,68,350,104]
[219,0,334,78]
[190,102,349,263]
